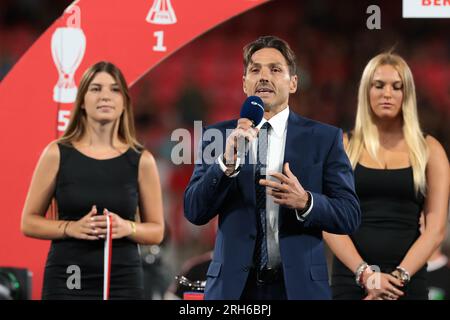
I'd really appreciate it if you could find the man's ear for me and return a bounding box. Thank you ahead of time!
[289,75,298,94]
[242,75,247,95]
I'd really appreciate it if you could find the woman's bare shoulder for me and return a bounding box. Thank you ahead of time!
[425,135,448,165]
[40,140,60,163]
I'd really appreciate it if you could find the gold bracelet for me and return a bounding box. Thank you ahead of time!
[129,221,136,236]
[63,221,71,238]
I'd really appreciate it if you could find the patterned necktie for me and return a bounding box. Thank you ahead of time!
[254,122,271,270]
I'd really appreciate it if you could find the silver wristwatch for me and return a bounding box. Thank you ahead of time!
[394,266,410,284]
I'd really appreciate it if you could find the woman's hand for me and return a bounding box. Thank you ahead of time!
[65,205,100,240]
[362,271,405,300]
[93,209,133,239]
[363,293,382,300]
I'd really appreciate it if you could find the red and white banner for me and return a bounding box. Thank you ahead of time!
[403,0,450,18]
[103,214,112,300]
[0,0,269,299]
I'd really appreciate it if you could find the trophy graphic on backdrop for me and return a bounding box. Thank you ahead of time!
[146,0,177,25]
[51,4,86,103]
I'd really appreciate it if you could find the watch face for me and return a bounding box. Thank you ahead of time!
[392,270,409,284]
[398,271,410,283]
[400,273,407,281]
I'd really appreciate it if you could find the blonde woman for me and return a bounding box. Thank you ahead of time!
[324,53,449,300]
[21,61,164,299]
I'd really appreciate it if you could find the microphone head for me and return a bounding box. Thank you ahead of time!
[239,96,264,126]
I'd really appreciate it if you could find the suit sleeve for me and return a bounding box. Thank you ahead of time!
[183,128,235,226]
[303,129,361,234]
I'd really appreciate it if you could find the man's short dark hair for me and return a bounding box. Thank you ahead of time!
[243,35,298,76]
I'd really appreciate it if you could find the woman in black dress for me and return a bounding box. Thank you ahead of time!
[21,61,164,299]
[324,53,449,300]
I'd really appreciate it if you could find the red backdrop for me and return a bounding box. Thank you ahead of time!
[0,0,268,299]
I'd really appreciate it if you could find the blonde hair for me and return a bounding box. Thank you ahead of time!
[58,61,142,151]
[347,52,428,195]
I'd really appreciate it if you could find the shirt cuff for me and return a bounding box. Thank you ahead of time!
[217,154,240,178]
[295,191,314,222]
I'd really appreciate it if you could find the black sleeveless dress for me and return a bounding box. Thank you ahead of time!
[331,163,428,300]
[42,143,144,299]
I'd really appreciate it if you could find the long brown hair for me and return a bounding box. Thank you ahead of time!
[58,61,142,151]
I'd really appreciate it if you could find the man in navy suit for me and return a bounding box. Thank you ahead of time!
[184,36,361,300]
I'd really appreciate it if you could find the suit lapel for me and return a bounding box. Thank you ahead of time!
[283,111,312,176]
[279,112,312,231]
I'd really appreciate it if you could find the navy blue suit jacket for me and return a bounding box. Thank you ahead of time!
[184,111,361,299]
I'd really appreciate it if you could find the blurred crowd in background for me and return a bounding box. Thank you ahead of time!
[1,0,449,299]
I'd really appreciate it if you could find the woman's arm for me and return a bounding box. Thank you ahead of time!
[128,150,164,245]
[21,142,68,239]
[397,136,449,276]
[323,232,365,274]
[323,132,366,273]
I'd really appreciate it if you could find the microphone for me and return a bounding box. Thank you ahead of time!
[236,96,265,166]
[240,96,264,127]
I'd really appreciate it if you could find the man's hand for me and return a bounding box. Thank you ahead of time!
[259,163,308,210]
[223,118,258,168]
